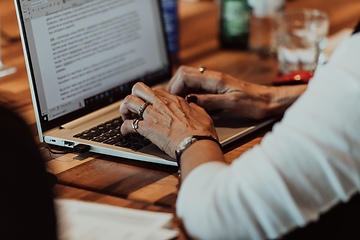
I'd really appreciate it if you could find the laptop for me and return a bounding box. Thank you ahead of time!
[14,0,276,166]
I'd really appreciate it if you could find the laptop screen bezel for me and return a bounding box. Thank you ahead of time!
[15,0,173,134]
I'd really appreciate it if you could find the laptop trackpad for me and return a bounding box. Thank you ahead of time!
[138,110,273,161]
[139,144,175,162]
[212,111,272,145]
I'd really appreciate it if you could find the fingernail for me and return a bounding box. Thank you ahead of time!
[186,95,197,103]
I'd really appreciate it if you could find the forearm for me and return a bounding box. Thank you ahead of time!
[180,140,225,181]
[266,85,307,117]
[177,79,358,239]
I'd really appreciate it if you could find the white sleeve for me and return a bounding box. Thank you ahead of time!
[176,33,360,240]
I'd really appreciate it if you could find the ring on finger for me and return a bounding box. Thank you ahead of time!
[132,118,140,134]
[138,101,151,120]
[199,65,206,74]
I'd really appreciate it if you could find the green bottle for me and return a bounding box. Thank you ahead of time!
[219,0,251,50]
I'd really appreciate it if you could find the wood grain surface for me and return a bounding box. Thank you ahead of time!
[0,0,358,238]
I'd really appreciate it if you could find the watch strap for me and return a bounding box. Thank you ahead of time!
[175,135,222,169]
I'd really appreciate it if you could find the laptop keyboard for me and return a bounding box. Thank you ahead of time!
[73,117,152,151]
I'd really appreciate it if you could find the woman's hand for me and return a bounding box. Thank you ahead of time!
[120,82,218,159]
[167,66,307,119]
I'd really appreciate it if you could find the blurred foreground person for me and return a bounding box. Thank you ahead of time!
[0,105,57,240]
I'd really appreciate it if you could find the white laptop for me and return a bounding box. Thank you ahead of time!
[14,0,276,166]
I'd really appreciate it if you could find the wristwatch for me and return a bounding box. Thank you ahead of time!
[175,135,222,169]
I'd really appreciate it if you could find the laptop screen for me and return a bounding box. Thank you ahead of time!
[17,0,171,131]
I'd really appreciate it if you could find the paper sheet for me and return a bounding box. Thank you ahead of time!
[55,199,178,240]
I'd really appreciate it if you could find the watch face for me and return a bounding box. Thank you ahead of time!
[175,136,196,162]
[176,136,193,151]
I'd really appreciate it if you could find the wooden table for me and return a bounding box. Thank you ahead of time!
[1,0,359,238]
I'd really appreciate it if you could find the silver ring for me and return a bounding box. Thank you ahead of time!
[132,118,140,134]
[199,66,206,74]
[138,102,150,120]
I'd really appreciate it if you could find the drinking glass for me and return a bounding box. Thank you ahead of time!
[275,9,329,74]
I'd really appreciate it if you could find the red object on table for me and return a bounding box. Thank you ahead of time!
[273,71,314,86]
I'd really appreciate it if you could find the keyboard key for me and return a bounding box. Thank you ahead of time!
[103,137,121,145]
[138,139,152,147]
[103,131,117,138]
[97,126,110,133]
[89,126,99,131]
[73,117,125,142]
[115,141,130,148]
[80,135,93,140]
[128,143,144,150]
[73,133,82,138]
[80,132,101,140]
[92,136,109,142]
[131,134,144,139]
[122,138,139,144]
[112,118,122,125]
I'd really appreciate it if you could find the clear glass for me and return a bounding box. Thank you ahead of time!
[275,9,329,74]
[249,13,277,56]
[0,21,16,78]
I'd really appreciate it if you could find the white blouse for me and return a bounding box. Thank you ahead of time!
[176,33,360,239]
